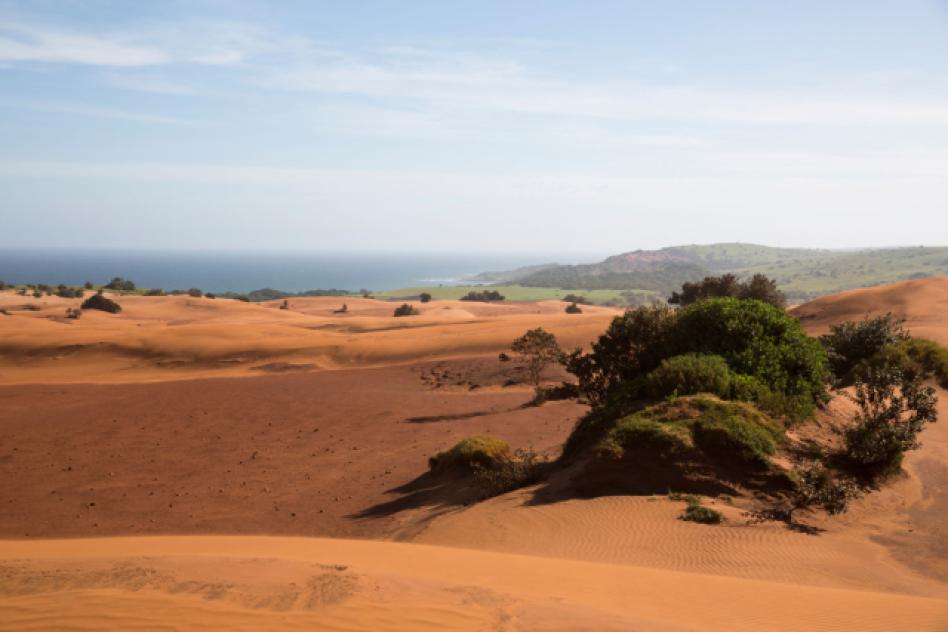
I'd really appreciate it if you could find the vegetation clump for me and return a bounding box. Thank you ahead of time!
[565,298,826,420]
[81,292,121,313]
[564,302,583,314]
[669,273,786,309]
[143,288,165,296]
[842,365,937,478]
[562,294,589,304]
[429,435,511,473]
[592,396,782,475]
[419,292,432,303]
[55,285,84,298]
[460,290,505,302]
[511,327,562,395]
[819,313,908,383]
[393,303,420,317]
[187,288,203,297]
[672,494,724,524]
[104,277,136,292]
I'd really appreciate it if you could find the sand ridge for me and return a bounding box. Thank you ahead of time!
[1,536,946,632]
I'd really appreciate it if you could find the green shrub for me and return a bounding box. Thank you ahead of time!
[564,303,676,405]
[644,353,732,399]
[682,503,724,524]
[144,288,165,296]
[601,415,692,460]
[692,416,776,468]
[471,448,547,497]
[187,288,203,297]
[429,435,510,472]
[104,277,136,291]
[419,292,432,303]
[668,298,828,413]
[564,302,583,314]
[460,290,505,302]
[669,273,785,309]
[393,303,419,317]
[859,338,948,388]
[843,366,937,478]
[819,313,908,382]
[687,397,780,468]
[80,293,121,314]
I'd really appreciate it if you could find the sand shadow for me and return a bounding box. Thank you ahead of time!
[350,470,479,520]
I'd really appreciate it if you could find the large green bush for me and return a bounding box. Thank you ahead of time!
[565,299,827,419]
[644,353,732,399]
[667,298,828,414]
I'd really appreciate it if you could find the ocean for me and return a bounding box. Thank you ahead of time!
[0,250,569,294]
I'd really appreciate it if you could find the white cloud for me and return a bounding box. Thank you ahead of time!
[0,22,168,66]
[0,98,189,124]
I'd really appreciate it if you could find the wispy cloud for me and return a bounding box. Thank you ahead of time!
[0,98,189,124]
[0,22,168,66]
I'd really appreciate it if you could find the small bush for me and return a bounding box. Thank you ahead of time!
[83,281,93,290]
[859,338,948,388]
[104,277,136,292]
[55,285,84,298]
[644,353,732,399]
[564,302,583,314]
[843,366,937,478]
[393,303,419,317]
[81,293,121,313]
[472,448,548,497]
[419,292,432,303]
[682,503,724,524]
[333,304,348,313]
[460,290,505,302]
[187,288,203,297]
[144,288,165,296]
[562,294,589,304]
[511,328,561,390]
[429,435,511,472]
[498,352,511,362]
[65,307,81,319]
[819,313,908,382]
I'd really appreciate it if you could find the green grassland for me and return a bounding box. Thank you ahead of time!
[375,285,654,304]
[733,247,948,301]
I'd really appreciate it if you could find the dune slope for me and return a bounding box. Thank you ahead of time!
[1,536,946,632]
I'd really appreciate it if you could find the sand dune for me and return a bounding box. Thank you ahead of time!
[793,276,948,345]
[1,536,946,632]
[0,293,619,384]
[2,279,948,630]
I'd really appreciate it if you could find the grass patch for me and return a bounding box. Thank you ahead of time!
[429,435,510,473]
[376,285,641,304]
[669,492,725,524]
[601,415,692,460]
[590,396,783,470]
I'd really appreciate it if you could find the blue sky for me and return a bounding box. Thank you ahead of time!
[1,0,948,254]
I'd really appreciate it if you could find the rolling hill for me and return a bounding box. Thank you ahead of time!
[468,243,948,302]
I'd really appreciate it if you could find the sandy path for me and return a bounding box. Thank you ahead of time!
[1,536,946,632]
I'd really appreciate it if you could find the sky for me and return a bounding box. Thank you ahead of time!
[1,0,948,255]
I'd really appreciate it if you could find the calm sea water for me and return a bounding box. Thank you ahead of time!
[0,250,568,294]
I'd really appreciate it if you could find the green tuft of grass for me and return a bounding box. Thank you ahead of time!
[429,435,510,473]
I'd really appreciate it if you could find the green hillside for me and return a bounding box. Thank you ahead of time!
[452,243,948,304]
